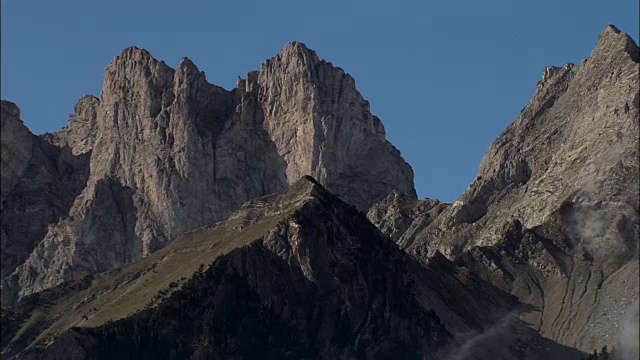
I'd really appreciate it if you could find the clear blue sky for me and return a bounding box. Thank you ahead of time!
[2,0,638,202]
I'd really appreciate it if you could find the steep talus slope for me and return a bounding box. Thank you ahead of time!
[452,217,639,356]
[369,25,639,354]
[1,42,415,304]
[1,177,582,359]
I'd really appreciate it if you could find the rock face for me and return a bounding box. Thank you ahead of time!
[369,25,639,354]
[1,101,90,290]
[256,43,415,209]
[1,177,582,360]
[367,191,446,244]
[1,102,32,201]
[1,43,415,304]
[43,95,100,156]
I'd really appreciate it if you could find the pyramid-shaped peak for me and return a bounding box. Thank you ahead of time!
[594,24,639,61]
[597,24,629,42]
[603,24,622,35]
[176,56,202,76]
[179,56,198,68]
[103,47,174,95]
[290,175,328,195]
[233,175,337,218]
[108,46,184,72]
[282,175,330,200]
[298,174,322,187]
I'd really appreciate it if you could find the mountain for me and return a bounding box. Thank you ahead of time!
[1,24,637,359]
[1,176,583,359]
[1,42,415,306]
[368,25,640,355]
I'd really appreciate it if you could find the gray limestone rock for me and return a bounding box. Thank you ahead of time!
[367,191,446,244]
[368,25,639,354]
[1,43,415,303]
[1,101,32,203]
[405,25,639,259]
[256,42,416,210]
[43,95,100,155]
[1,101,90,304]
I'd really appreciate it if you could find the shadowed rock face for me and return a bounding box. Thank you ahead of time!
[1,101,90,293]
[1,43,415,303]
[369,25,639,354]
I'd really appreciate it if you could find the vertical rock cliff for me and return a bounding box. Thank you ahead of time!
[1,43,415,304]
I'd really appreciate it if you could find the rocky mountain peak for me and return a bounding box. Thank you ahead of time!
[1,100,20,118]
[367,24,639,354]
[232,175,337,224]
[108,46,163,71]
[43,95,100,155]
[75,94,100,109]
[272,41,320,68]
[596,24,640,61]
[102,45,174,89]
[176,56,202,77]
[291,174,327,196]
[1,41,416,304]
[1,100,31,202]
[253,41,415,208]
